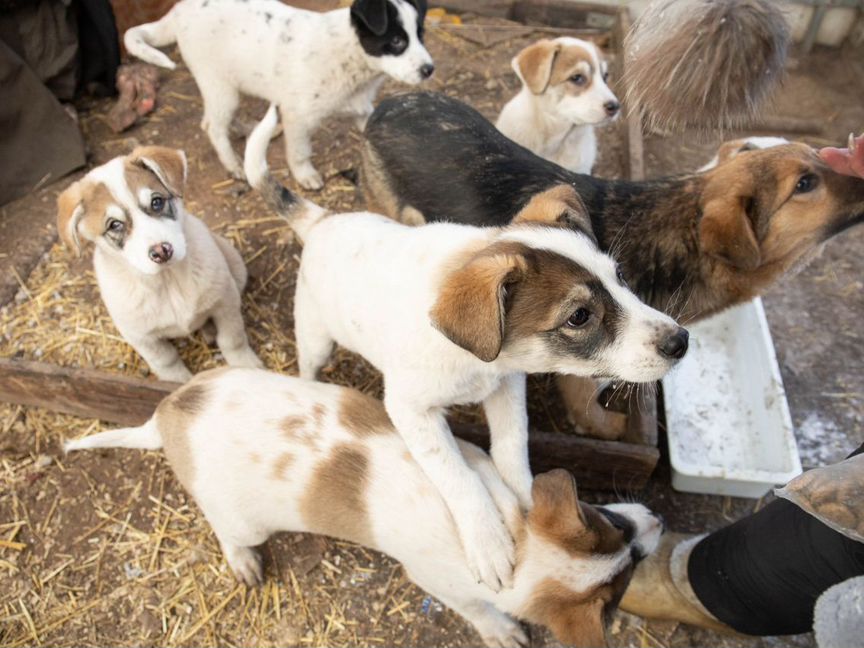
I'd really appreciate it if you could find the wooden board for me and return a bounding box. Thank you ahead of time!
[0,358,659,490]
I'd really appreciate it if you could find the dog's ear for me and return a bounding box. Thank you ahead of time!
[57,181,86,255]
[430,247,528,362]
[530,469,588,535]
[130,146,188,197]
[513,39,561,94]
[700,184,761,271]
[512,184,596,243]
[546,598,608,648]
[351,0,390,36]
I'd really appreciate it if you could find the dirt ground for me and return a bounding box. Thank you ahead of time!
[1,9,863,648]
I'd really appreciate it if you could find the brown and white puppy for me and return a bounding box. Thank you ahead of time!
[56,148,263,382]
[245,105,685,591]
[496,37,619,174]
[65,368,663,648]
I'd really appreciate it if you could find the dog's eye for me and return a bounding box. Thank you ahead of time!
[570,74,586,85]
[602,71,610,82]
[794,173,819,194]
[566,308,591,328]
[390,35,406,48]
[616,267,627,286]
[150,195,166,212]
[106,219,125,233]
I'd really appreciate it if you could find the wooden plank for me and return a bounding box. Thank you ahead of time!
[453,424,659,491]
[0,358,657,490]
[612,7,646,182]
[0,358,177,426]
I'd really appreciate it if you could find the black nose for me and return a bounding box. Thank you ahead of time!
[604,100,620,116]
[658,327,689,360]
[419,63,435,79]
[148,242,173,264]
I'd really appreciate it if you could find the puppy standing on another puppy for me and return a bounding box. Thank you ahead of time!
[125,0,433,189]
[65,367,663,648]
[496,38,619,174]
[246,106,686,590]
[56,147,262,383]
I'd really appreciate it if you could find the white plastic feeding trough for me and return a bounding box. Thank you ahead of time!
[663,298,802,498]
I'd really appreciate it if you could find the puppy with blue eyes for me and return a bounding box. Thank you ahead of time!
[125,0,433,189]
[56,147,263,383]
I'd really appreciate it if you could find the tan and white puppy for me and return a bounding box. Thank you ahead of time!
[56,148,263,382]
[65,368,663,648]
[496,38,619,174]
[245,106,685,592]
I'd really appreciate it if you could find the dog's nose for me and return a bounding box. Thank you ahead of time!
[419,63,435,79]
[604,100,620,117]
[658,327,689,360]
[148,242,174,264]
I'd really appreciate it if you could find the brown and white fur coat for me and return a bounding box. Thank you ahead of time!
[65,368,663,648]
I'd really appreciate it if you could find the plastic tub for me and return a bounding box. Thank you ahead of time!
[663,298,802,498]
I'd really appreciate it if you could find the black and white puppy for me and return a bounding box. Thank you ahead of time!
[126,0,432,189]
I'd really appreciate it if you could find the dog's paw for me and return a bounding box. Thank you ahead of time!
[229,348,264,369]
[479,615,529,648]
[461,507,515,592]
[224,544,263,587]
[294,166,324,191]
[156,364,193,384]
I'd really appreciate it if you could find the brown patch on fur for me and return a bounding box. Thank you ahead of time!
[271,452,295,481]
[514,39,560,94]
[279,414,320,448]
[699,167,761,270]
[548,43,595,91]
[528,470,625,556]
[128,146,187,197]
[338,390,394,437]
[430,242,530,361]
[310,403,327,428]
[524,573,633,648]
[300,444,373,546]
[512,184,594,241]
[55,180,122,253]
[249,452,261,464]
[155,382,210,490]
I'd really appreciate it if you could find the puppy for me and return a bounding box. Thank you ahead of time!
[65,368,663,648]
[56,147,263,383]
[698,135,789,171]
[363,92,864,323]
[246,105,685,590]
[496,38,619,174]
[125,0,433,189]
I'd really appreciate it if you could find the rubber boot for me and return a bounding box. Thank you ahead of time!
[620,532,736,633]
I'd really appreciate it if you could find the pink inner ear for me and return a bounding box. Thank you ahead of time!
[819,134,864,179]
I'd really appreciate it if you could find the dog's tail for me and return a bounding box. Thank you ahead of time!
[124,8,179,70]
[244,105,328,243]
[64,419,162,453]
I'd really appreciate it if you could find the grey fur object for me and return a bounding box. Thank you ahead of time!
[814,576,864,648]
[624,0,789,132]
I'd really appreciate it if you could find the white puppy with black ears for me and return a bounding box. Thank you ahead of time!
[497,37,619,174]
[56,147,263,383]
[125,0,434,190]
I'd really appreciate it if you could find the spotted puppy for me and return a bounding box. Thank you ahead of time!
[125,0,432,189]
[496,38,619,174]
[56,147,262,383]
[246,106,685,592]
[65,368,663,648]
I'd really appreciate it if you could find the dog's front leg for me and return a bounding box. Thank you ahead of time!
[128,335,192,383]
[384,391,515,591]
[211,302,263,370]
[281,110,324,191]
[482,373,533,509]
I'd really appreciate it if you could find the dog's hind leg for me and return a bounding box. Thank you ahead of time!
[293,286,334,380]
[196,76,243,179]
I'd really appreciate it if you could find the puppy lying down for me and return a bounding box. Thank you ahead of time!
[65,368,661,648]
